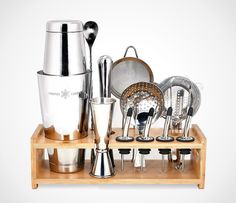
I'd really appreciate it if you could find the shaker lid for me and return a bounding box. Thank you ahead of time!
[46,20,84,33]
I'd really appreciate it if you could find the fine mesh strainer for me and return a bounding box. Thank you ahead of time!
[111,46,154,98]
[158,76,201,126]
[120,82,164,132]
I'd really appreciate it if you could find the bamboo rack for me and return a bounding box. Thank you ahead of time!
[31,124,206,189]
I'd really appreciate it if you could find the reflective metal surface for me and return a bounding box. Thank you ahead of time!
[91,97,116,150]
[47,148,85,173]
[90,149,115,178]
[97,56,114,160]
[120,82,164,129]
[136,108,155,142]
[84,21,98,71]
[183,107,193,138]
[43,20,87,75]
[116,107,134,142]
[38,70,91,173]
[83,21,98,131]
[133,149,146,168]
[158,149,171,173]
[143,108,153,138]
[90,97,116,178]
[46,20,84,32]
[156,107,174,142]
[175,149,191,172]
[37,70,91,140]
[177,107,195,142]
[98,55,113,97]
[159,76,201,126]
[38,20,92,174]
[111,46,154,98]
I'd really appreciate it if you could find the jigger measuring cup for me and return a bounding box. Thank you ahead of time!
[90,97,116,178]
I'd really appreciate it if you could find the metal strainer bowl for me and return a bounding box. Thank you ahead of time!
[120,82,164,127]
[158,76,201,125]
[111,46,154,98]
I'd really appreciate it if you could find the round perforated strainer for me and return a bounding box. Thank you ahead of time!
[158,76,201,126]
[120,82,164,126]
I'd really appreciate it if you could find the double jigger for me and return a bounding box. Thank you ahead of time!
[90,97,116,178]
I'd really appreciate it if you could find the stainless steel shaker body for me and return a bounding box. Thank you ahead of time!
[37,71,91,140]
[43,20,87,76]
[47,148,85,173]
[37,20,91,173]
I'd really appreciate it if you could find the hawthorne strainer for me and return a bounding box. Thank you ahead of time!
[120,82,164,130]
[111,46,154,98]
[159,76,201,126]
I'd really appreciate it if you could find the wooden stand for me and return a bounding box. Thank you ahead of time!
[31,124,206,189]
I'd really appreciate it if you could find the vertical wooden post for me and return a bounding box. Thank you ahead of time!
[31,125,43,189]
[31,141,38,189]
[198,143,206,189]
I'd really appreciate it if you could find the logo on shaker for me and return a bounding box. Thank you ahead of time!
[48,89,87,99]
[61,89,70,99]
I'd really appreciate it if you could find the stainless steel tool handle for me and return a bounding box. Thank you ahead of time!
[98,56,113,97]
[123,108,133,137]
[143,108,154,138]
[123,46,139,58]
[183,107,193,137]
[163,107,172,139]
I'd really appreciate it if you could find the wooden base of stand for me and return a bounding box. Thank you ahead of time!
[31,124,206,189]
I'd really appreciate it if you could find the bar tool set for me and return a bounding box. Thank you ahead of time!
[31,20,206,189]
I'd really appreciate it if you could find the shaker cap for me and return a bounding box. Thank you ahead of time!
[46,20,84,33]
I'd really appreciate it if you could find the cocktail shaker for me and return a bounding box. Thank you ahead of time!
[37,20,91,173]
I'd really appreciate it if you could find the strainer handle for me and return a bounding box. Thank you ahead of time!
[124,46,139,58]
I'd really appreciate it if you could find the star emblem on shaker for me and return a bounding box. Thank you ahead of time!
[61,89,70,99]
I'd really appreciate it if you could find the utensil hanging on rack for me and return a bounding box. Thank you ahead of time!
[111,46,154,98]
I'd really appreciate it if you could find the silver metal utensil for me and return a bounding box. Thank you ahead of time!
[116,108,134,171]
[175,149,191,172]
[90,97,116,178]
[98,55,113,98]
[120,82,164,129]
[111,46,154,98]
[138,149,151,171]
[116,107,134,142]
[84,21,98,131]
[159,76,201,129]
[136,108,155,142]
[176,107,195,142]
[97,55,115,167]
[158,149,171,173]
[156,107,174,142]
[84,21,98,71]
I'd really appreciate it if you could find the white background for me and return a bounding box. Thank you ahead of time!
[0,0,235,202]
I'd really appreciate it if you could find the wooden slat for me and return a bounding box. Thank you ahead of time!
[33,125,204,149]
[35,160,200,185]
